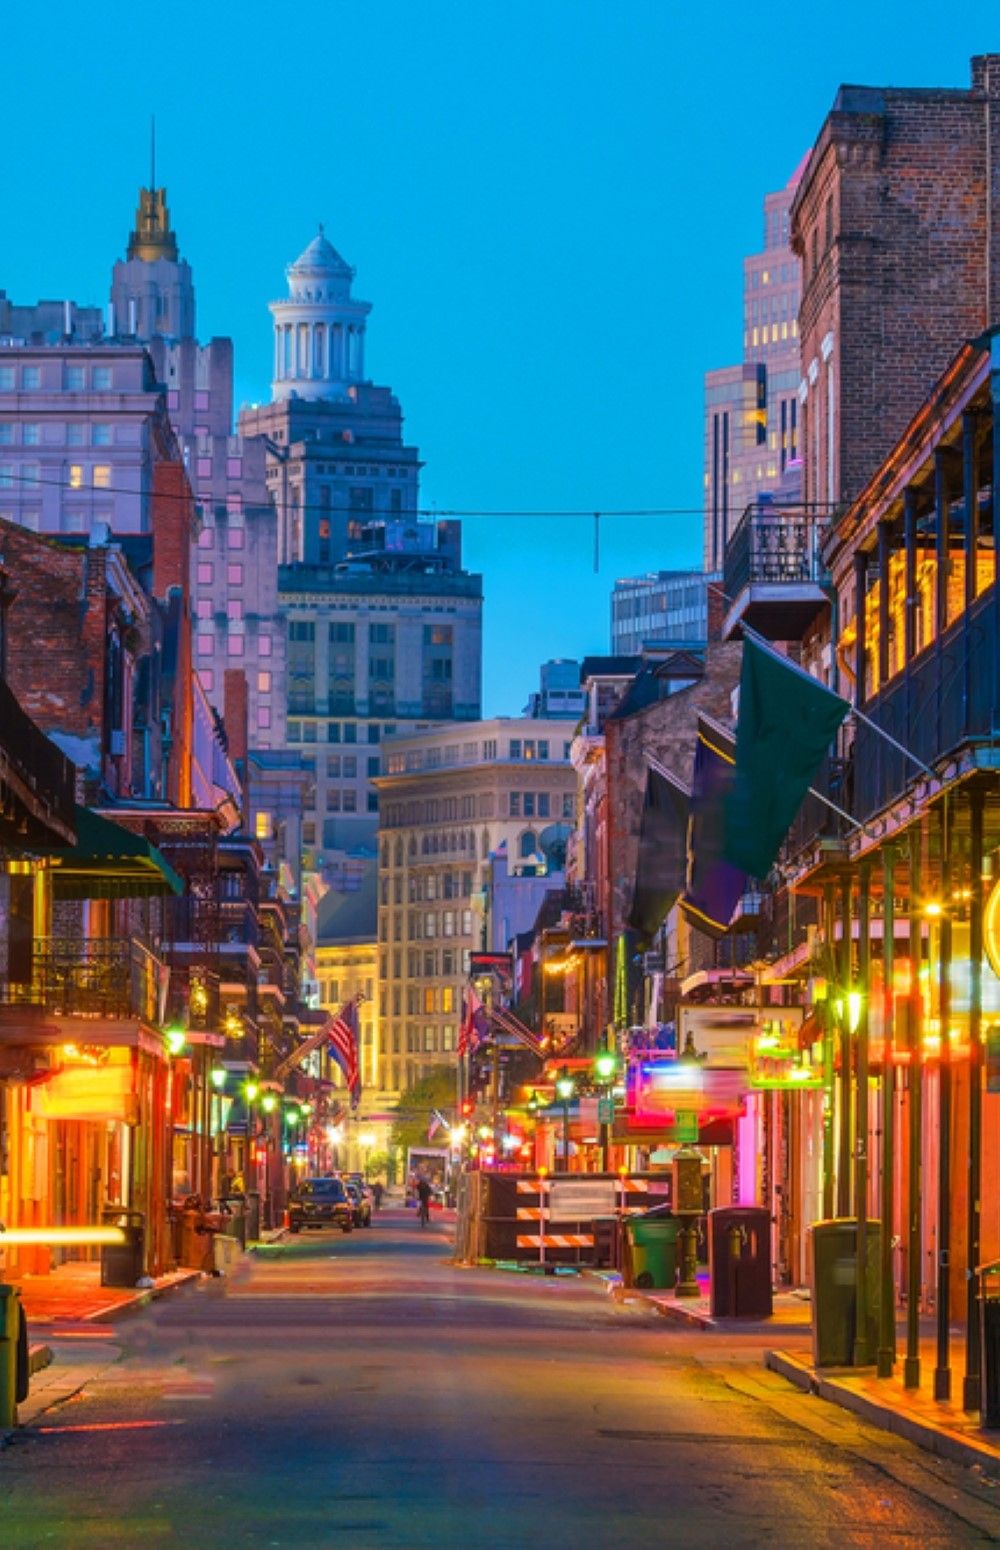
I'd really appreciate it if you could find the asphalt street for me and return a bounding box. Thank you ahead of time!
[4,1208,1000,1549]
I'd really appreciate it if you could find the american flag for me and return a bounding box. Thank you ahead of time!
[458,987,489,1058]
[328,999,362,1108]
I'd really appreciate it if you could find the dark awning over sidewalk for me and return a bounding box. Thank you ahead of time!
[44,806,184,900]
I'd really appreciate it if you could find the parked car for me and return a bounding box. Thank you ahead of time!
[345,1179,372,1228]
[288,1177,354,1233]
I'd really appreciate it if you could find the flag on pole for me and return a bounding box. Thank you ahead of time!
[678,716,747,939]
[327,998,362,1109]
[458,987,488,1057]
[729,635,850,879]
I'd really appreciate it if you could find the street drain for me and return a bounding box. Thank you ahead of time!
[597,1429,797,1445]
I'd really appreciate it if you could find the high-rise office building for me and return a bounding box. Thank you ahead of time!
[703,163,804,573]
[610,570,713,654]
[373,719,577,1094]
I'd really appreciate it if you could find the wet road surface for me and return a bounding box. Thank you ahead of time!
[4,1208,1000,1548]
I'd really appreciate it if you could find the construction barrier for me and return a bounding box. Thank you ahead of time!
[471,1171,672,1267]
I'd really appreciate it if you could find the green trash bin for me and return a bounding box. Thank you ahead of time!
[625,1209,680,1290]
[808,1217,881,1367]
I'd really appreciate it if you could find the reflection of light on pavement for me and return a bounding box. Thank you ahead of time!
[37,1420,185,1434]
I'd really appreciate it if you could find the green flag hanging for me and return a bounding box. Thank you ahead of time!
[729,635,850,879]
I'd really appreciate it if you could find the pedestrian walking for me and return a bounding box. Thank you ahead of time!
[416,1175,432,1228]
[372,1180,384,1212]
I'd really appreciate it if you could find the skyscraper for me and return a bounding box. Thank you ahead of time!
[702,163,805,573]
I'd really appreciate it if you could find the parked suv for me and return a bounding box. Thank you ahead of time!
[288,1177,354,1233]
[345,1180,372,1228]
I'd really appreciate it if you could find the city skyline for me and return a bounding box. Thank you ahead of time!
[1,3,991,710]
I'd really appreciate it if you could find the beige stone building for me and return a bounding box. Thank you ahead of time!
[373,719,578,1093]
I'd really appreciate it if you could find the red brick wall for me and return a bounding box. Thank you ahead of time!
[1,520,109,782]
[152,460,196,807]
[793,57,1000,507]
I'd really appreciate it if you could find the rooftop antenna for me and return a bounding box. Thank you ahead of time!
[150,113,156,189]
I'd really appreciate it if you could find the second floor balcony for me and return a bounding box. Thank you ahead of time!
[0,936,164,1026]
[722,503,832,642]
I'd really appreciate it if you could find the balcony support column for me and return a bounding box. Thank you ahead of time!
[837,870,854,1218]
[877,843,897,1378]
[934,796,954,1402]
[822,883,837,1221]
[935,449,950,637]
[903,488,918,660]
[964,783,986,1412]
[854,551,868,708]
[963,411,980,612]
[904,823,923,1389]
[854,856,873,1366]
[877,519,893,690]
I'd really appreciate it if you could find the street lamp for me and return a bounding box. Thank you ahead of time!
[592,1049,617,1171]
[555,1067,575,1173]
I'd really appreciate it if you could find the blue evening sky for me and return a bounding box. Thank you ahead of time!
[0,3,992,713]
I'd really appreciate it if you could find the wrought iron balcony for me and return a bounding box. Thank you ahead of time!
[722,502,832,641]
[0,676,76,847]
[0,936,164,1024]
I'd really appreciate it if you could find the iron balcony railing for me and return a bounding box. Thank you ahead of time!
[723,505,830,601]
[0,936,164,1023]
[0,676,76,841]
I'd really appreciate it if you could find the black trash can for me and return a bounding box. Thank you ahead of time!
[220,1196,247,1250]
[981,1277,1000,1428]
[708,1206,773,1318]
[100,1207,145,1288]
[808,1217,881,1367]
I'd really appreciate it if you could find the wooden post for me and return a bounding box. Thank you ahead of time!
[877,845,897,1377]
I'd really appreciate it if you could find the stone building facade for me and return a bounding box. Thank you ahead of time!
[373,719,577,1094]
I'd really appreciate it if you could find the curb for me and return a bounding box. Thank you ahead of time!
[83,1268,203,1324]
[28,1343,52,1376]
[766,1348,1000,1474]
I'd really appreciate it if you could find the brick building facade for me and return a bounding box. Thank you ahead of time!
[793,53,1000,509]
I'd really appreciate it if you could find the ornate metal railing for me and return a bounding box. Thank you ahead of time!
[724,505,830,599]
[0,936,163,1023]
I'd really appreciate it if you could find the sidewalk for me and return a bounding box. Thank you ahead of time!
[12,1260,201,1326]
[767,1331,1000,1473]
[610,1270,813,1333]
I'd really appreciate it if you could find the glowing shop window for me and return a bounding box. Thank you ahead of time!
[255,812,272,840]
[93,465,111,489]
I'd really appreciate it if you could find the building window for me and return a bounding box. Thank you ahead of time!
[228,527,245,549]
[92,367,112,390]
[22,423,40,445]
[196,562,213,585]
[199,670,214,692]
[509,739,522,759]
[509,793,521,817]
[258,707,271,729]
[92,423,112,446]
[227,563,243,585]
[197,634,214,656]
[64,366,85,390]
[227,635,244,657]
[343,755,357,778]
[68,464,84,490]
[259,634,272,658]
[343,790,357,812]
[21,367,40,390]
[93,465,111,489]
[255,812,272,840]
[257,671,271,693]
[368,792,378,812]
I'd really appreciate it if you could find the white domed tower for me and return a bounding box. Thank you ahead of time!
[270,228,372,402]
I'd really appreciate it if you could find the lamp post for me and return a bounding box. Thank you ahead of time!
[593,1048,616,1172]
[555,1068,575,1174]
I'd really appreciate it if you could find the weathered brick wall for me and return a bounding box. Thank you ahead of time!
[793,57,1000,507]
[605,642,742,943]
[1,520,109,778]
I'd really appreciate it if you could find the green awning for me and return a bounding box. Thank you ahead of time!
[45,807,184,900]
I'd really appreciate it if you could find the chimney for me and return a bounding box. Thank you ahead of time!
[151,459,193,602]
[223,670,249,772]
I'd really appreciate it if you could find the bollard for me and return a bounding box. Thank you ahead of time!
[0,1282,23,1429]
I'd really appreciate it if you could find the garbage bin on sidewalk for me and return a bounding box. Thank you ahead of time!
[708,1206,772,1318]
[624,1206,680,1290]
[0,1283,28,1427]
[100,1207,145,1288]
[808,1217,880,1367]
[979,1262,1000,1428]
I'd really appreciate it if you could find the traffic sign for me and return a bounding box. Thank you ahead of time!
[597,1096,614,1125]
